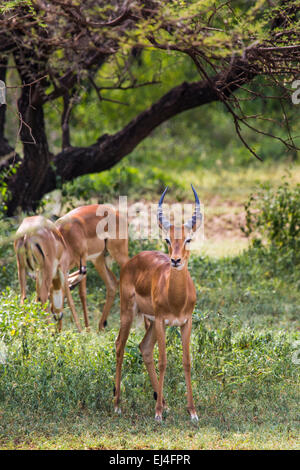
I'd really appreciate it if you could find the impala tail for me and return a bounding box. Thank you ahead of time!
[68,258,87,290]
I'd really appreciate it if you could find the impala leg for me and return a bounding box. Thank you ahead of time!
[93,254,118,331]
[154,318,167,422]
[143,316,151,330]
[180,318,198,421]
[114,296,135,414]
[139,321,158,392]
[106,238,129,268]
[64,281,82,332]
[78,276,89,329]
[16,258,27,304]
[139,321,167,407]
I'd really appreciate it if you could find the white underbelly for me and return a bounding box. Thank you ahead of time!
[87,252,102,261]
[143,314,188,327]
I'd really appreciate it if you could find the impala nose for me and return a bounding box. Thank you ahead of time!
[171,258,181,267]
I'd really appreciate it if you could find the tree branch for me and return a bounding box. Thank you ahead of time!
[49,57,255,184]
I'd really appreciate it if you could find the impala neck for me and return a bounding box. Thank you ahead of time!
[167,263,189,311]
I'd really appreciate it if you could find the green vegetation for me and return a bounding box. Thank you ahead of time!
[0,180,299,449]
[243,179,300,256]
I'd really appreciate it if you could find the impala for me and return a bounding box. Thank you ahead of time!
[114,185,202,421]
[55,204,129,330]
[14,215,83,332]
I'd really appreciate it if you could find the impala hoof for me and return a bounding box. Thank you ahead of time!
[190,412,199,422]
[98,320,107,331]
[155,414,162,422]
[114,407,122,415]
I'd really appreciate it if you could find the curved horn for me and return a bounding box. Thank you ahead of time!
[185,184,202,230]
[157,186,171,231]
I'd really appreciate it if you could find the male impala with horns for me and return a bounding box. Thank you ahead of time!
[114,185,202,422]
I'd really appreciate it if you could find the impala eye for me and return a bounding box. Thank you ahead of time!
[185,238,192,245]
[165,238,171,245]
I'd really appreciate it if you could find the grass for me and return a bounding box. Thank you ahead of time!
[199,238,250,258]
[0,316,299,451]
[0,163,299,450]
[2,413,298,450]
[0,244,299,450]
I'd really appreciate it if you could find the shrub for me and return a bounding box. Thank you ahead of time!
[0,288,49,344]
[242,180,300,259]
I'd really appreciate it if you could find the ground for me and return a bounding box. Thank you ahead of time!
[0,161,299,450]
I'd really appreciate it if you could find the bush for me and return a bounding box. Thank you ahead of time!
[242,180,300,259]
[0,288,50,344]
[52,161,186,214]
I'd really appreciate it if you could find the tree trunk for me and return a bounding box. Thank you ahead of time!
[6,89,53,215]
[0,58,20,172]
[6,52,53,216]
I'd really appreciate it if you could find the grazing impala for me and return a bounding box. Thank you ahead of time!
[55,204,129,330]
[114,185,202,422]
[14,215,83,332]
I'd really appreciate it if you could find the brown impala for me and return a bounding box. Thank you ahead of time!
[14,215,83,332]
[15,205,129,332]
[55,204,129,330]
[114,185,202,422]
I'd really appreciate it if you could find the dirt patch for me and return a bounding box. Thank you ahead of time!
[204,199,247,240]
[126,197,247,242]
